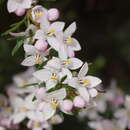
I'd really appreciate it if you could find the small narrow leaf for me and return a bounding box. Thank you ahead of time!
[60,75,67,83]
[20,83,39,88]
[12,40,23,56]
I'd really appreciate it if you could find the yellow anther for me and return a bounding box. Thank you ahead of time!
[50,98,58,109]
[32,121,41,127]
[66,36,73,44]
[34,55,42,64]
[35,11,42,18]
[127,110,130,115]
[50,117,57,124]
[47,29,55,35]
[20,106,28,111]
[79,79,89,85]
[114,128,120,130]
[0,100,5,105]
[62,59,71,65]
[51,73,58,81]
[4,107,12,113]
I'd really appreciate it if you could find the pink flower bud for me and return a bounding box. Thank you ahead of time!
[35,88,46,100]
[15,8,26,16]
[62,100,73,112]
[47,8,59,21]
[34,39,48,52]
[73,96,85,108]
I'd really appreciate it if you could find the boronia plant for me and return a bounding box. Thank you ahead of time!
[0,0,103,129]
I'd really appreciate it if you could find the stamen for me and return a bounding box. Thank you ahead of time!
[50,98,58,109]
[51,73,58,81]
[62,59,72,65]
[34,55,42,64]
[32,121,41,127]
[47,29,55,35]
[65,36,73,44]
[79,79,89,85]
[20,106,28,111]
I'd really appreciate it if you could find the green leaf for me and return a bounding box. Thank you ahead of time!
[20,83,39,88]
[12,40,24,56]
[32,96,37,101]
[60,75,67,83]
[1,16,27,36]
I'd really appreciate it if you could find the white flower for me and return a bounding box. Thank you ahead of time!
[33,67,72,90]
[34,18,65,41]
[37,88,66,121]
[7,0,32,13]
[46,56,83,71]
[47,22,81,58]
[10,94,36,124]
[68,63,102,102]
[27,120,51,130]
[49,114,63,125]
[31,5,48,23]
[21,44,49,66]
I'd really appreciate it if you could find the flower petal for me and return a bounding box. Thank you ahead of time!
[64,22,76,37]
[86,76,102,88]
[46,57,61,70]
[47,37,60,51]
[46,80,57,91]
[33,69,51,82]
[12,112,26,124]
[78,87,89,103]
[71,38,81,51]
[88,88,98,97]
[69,58,83,70]
[21,56,35,66]
[23,44,37,55]
[78,62,88,78]
[50,22,65,32]
[46,88,66,102]
[41,103,56,121]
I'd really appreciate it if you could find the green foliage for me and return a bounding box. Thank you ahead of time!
[1,15,27,36]
[12,40,24,56]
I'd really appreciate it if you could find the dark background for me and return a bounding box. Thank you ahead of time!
[1,0,130,129]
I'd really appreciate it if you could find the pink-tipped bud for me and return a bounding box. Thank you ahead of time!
[47,8,59,21]
[35,88,46,100]
[73,96,85,108]
[34,39,48,52]
[62,100,73,112]
[15,8,26,16]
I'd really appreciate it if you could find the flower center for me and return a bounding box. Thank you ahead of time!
[114,128,120,130]
[62,59,72,65]
[47,29,55,36]
[34,55,42,64]
[4,107,12,113]
[51,73,58,81]
[127,110,130,115]
[35,11,42,18]
[0,99,5,106]
[32,121,41,127]
[50,98,58,109]
[20,106,28,111]
[79,79,89,85]
[66,36,73,44]
[50,117,57,124]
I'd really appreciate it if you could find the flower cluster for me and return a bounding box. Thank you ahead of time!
[78,80,130,130]
[0,0,103,129]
